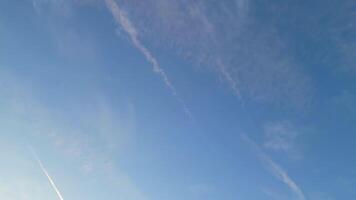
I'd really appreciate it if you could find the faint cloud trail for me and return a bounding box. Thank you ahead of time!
[30,147,65,200]
[216,60,243,101]
[241,134,306,200]
[105,0,193,120]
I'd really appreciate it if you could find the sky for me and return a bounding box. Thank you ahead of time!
[0,0,356,199]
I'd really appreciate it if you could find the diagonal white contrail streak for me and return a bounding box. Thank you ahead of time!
[105,0,193,120]
[30,148,65,200]
[241,135,306,200]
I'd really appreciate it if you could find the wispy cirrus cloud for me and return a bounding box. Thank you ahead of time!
[217,60,243,100]
[105,0,193,119]
[30,0,314,109]
[242,134,306,200]
[112,0,311,108]
[263,121,303,159]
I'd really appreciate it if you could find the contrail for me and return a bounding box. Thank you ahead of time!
[241,135,306,200]
[105,0,193,120]
[30,148,65,200]
[216,60,244,103]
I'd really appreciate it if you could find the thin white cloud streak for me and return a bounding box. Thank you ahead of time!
[241,134,306,200]
[105,0,193,119]
[216,60,242,100]
[113,1,312,108]
[30,148,65,200]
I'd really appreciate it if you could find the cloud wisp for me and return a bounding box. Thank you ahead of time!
[241,134,306,200]
[109,0,312,108]
[105,0,193,119]
[216,60,243,101]
[30,148,65,200]
[263,121,302,159]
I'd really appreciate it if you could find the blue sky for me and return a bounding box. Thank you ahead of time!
[1,0,356,199]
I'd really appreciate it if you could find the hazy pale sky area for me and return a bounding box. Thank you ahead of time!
[1,0,356,199]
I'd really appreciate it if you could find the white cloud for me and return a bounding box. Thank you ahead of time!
[110,0,311,108]
[105,0,193,119]
[263,121,300,156]
[242,134,306,200]
[217,60,243,99]
[31,0,313,109]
